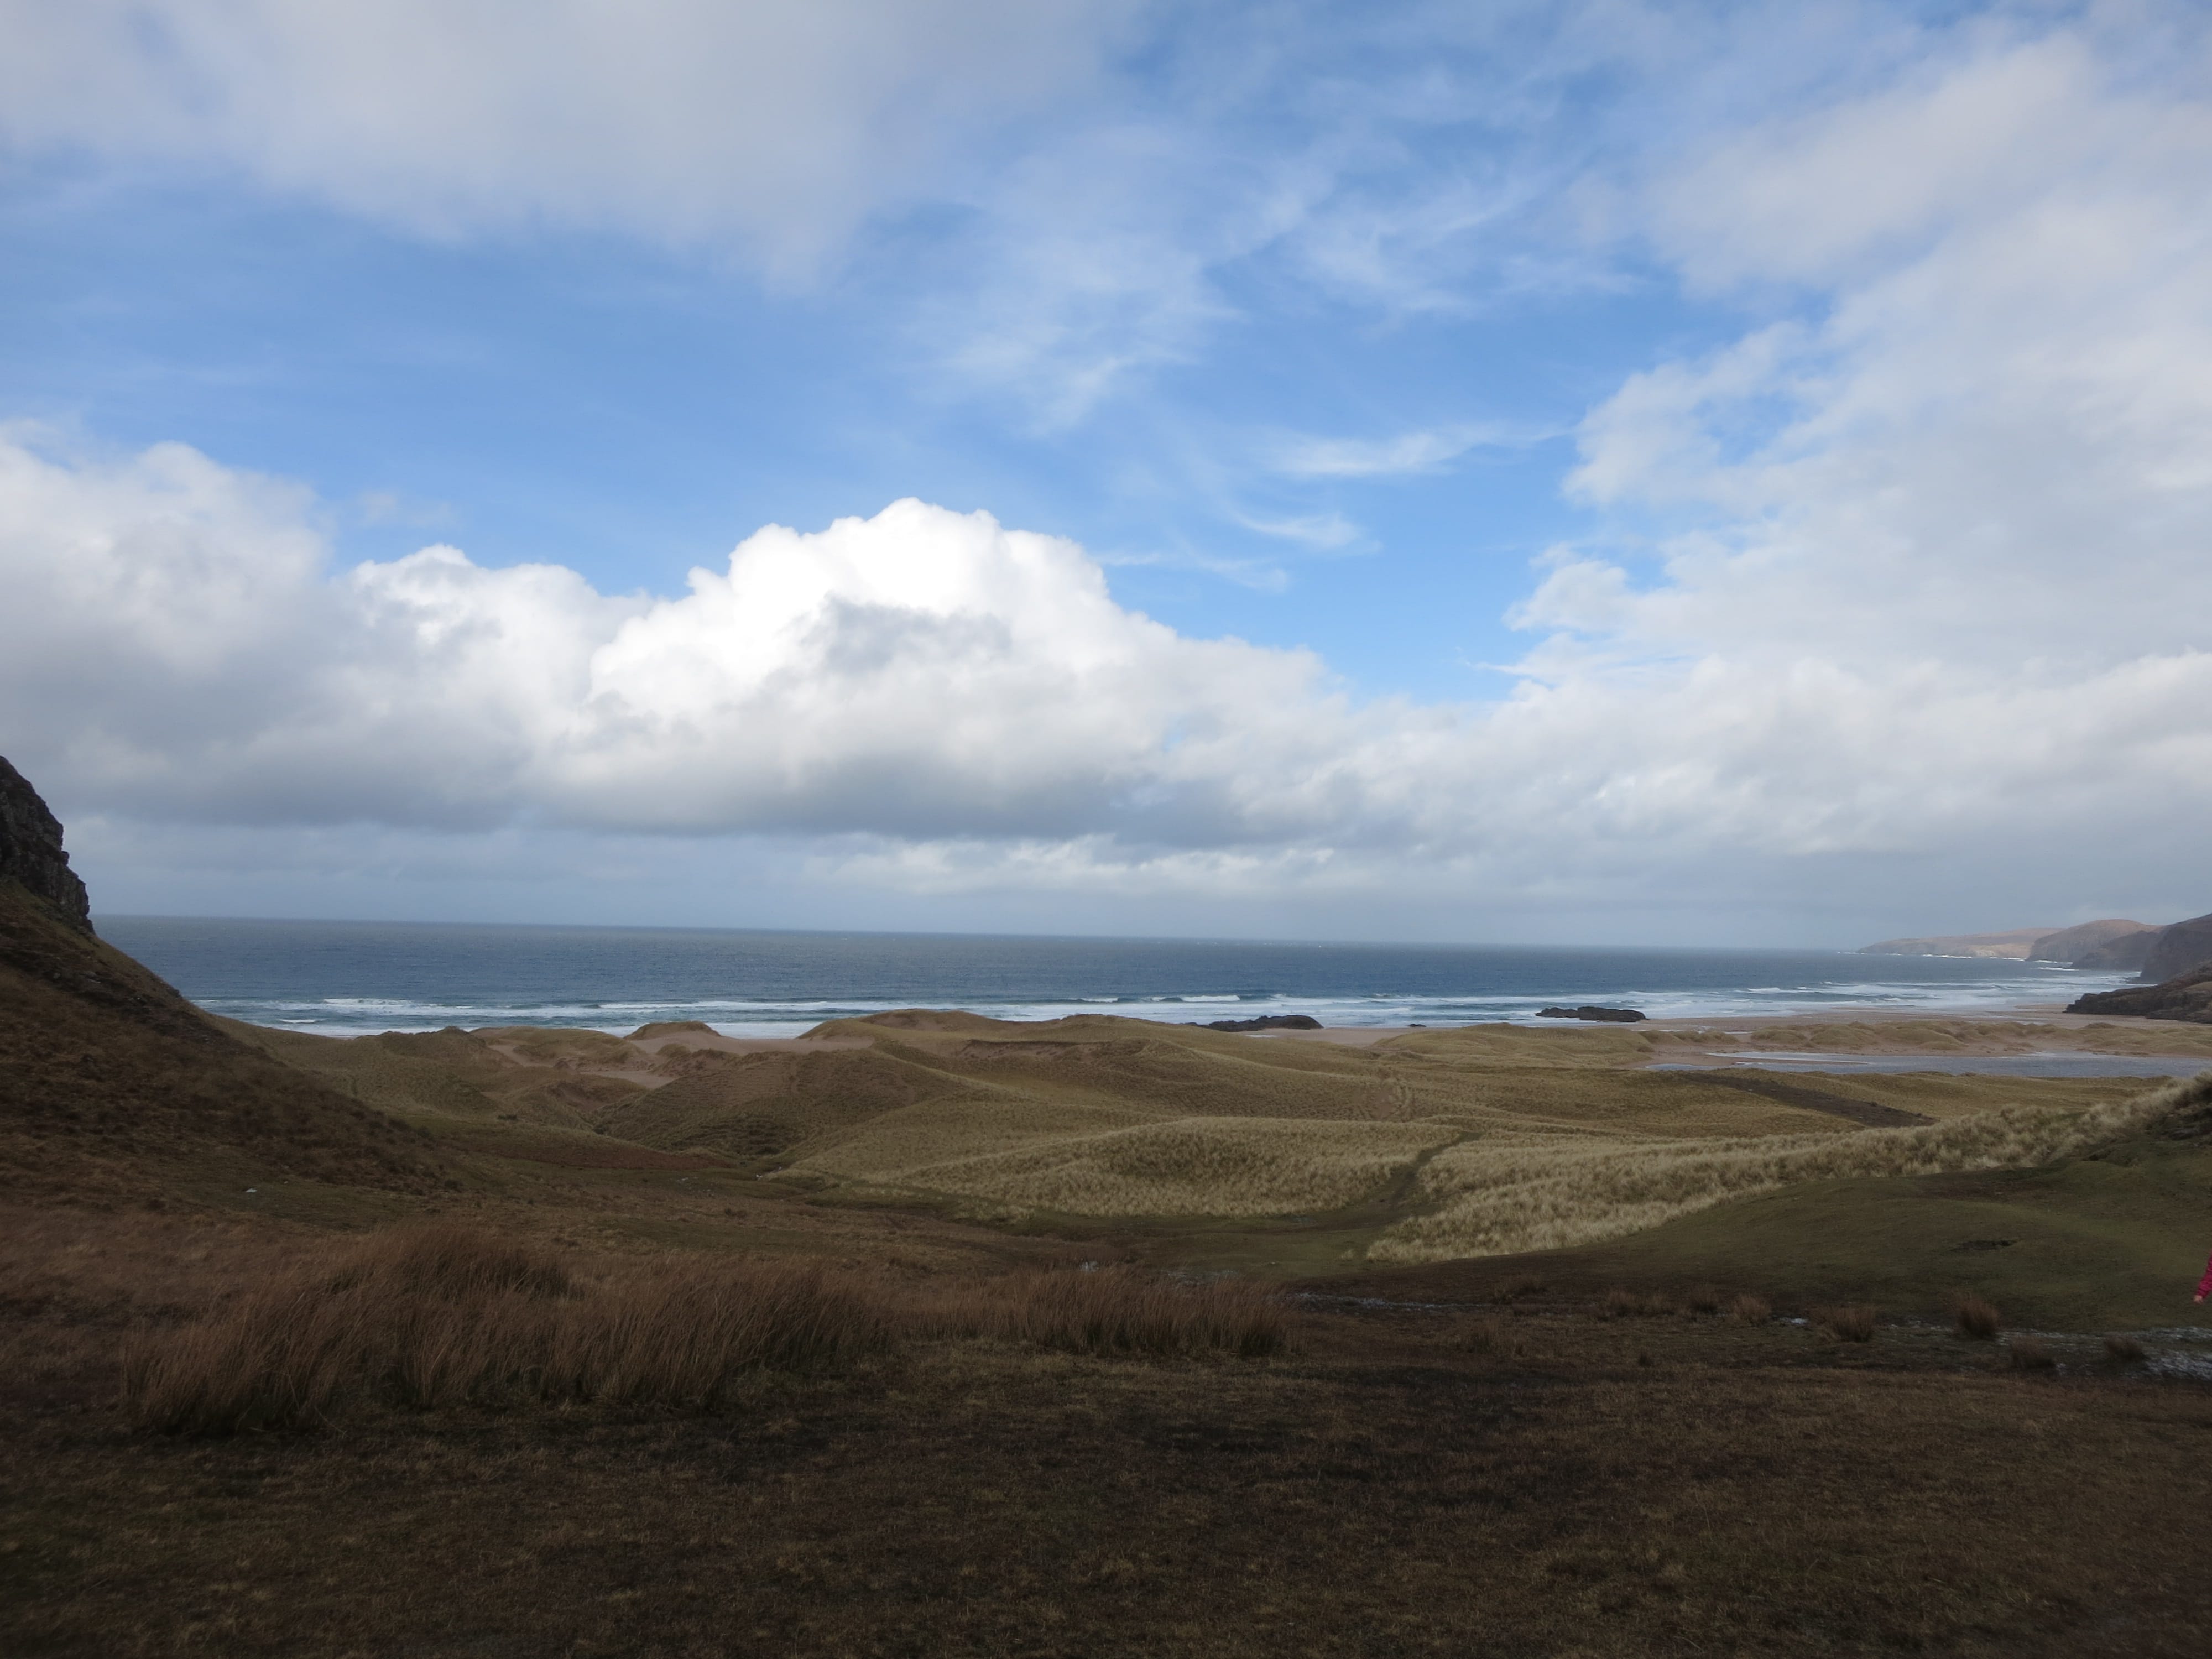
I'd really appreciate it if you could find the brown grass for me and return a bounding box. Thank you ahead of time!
[2104,1334,2147,1365]
[1728,1293,1771,1324]
[1954,1294,2002,1340]
[919,1266,1291,1359]
[1451,1316,1516,1355]
[1816,1304,1877,1342]
[121,1230,1292,1434]
[123,1225,893,1433]
[2007,1337,2057,1371]
[19,1209,2212,1656]
[1686,1284,1723,1315]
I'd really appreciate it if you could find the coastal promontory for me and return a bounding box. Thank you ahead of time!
[0,755,92,935]
[2137,912,2212,984]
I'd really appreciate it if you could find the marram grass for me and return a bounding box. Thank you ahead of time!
[1369,1075,2211,1264]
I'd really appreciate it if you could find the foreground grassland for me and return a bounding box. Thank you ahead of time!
[8,1207,2212,1658]
[12,894,2212,1657]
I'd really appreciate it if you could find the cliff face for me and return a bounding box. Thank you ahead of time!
[1859,917,2179,971]
[2074,929,2161,972]
[2026,919,2153,964]
[2138,913,2212,984]
[0,757,92,934]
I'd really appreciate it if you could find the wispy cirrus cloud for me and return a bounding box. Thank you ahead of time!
[1267,421,1544,479]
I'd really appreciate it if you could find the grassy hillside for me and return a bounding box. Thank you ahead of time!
[0,886,440,1205]
[1337,1083,2212,1331]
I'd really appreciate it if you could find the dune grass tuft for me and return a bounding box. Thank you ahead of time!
[124,1232,1293,1434]
[1452,1316,1516,1355]
[917,1266,1290,1359]
[1727,1293,1771,1325]
[2006,1337,2057,1372]
[124,1225,891,1434]
[1953,1295,2001,1340]
[1815,1305,1877,1342]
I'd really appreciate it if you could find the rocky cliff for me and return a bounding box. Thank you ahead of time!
[2026,919,2153,964]
[0,755,92,933]
[1,758,438,1201]
[1860,917,2173,969]
[2137,912,2212,984]
[2073,928,2162,972]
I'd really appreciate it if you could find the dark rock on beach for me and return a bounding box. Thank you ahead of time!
[2070,960,2212,1026]
[0,755,92,935]
[1537,1005,1647,1023]
[1199,1014,1324,1032]
[2068,964,2212,1025]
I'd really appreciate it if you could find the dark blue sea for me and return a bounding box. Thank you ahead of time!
[93,917,2138,1040]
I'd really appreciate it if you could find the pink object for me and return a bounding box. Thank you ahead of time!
[2198,1253,2212,1300]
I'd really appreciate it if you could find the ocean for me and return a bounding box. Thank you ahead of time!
[96,916,2139,1040]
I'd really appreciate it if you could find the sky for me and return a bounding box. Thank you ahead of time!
[2,0,2209,947]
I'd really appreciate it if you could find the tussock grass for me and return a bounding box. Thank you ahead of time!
[916,1266,1290,1358]
[1372,1077,2212,1264]
[2103,1334,2146,1365]
[2007,1337,2057,1372]
[1954,1295,2002,1340]
[1451,1316,1514,1355]
[123,1230,1293,1434]
[1817,1305,1877,1342]
[124,1225,891,1434]
[1728,1294,1771,1325]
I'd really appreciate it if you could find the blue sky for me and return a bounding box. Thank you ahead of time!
[3,1,2210,944]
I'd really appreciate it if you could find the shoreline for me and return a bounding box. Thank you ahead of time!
[252,994,2212,1075]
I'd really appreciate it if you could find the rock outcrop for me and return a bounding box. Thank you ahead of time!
[1199,1014,1323,1032]
[2137,912,2212,984]
[2,757,439,1201]
[1537,1005,1647,1023]
[2068,964,2212,1025]
[2026,919,2153,964]
[0,756,92,934]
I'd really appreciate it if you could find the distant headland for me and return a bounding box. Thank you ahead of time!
[1861,912,2212,985]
